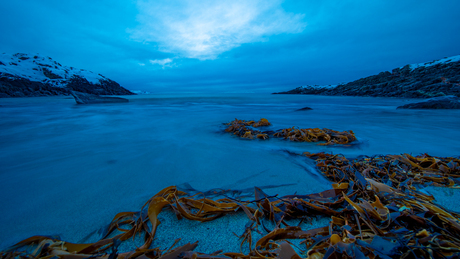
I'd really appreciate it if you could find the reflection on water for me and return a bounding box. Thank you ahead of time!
[0,93,459,248]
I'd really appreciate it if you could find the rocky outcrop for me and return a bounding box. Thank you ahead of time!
[70,91,129,104]
[0,53,135,97]
[274,85,332,95]
[0,75,69,97]
[65,75,134,96]
[397,96,460,109]
[275,55,460,98]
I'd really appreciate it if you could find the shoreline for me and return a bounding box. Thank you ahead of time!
[273,88,460,99]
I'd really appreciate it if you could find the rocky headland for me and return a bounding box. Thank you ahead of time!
[274,55,460,98]
[0,53,134,97]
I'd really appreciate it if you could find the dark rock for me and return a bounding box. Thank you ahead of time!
[273,86,305,94]
[0,74,70,97]
[42,68,63,79]
[66,75,134,96]
[296,106,313,111]
[397,96,460,109]
[12,91,25,97]
[273,86,331,95]
[37,63,52,68]
[70,91,129,104]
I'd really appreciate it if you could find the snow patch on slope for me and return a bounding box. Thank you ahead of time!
[0,53,107,87]
[407,55,460,70]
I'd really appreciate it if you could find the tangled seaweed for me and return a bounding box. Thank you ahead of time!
[3,152,460,259]
[274,127,356,145]
[224,118,272,140]
[224,118,357,145]
[301,152,460,258]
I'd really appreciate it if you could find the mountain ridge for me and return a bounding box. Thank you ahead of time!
[0,53,134,97]
[274,55,460,98]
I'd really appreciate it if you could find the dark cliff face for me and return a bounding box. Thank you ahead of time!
[0,74,69,97]
[0,73,135,97]
[274,56,460,98]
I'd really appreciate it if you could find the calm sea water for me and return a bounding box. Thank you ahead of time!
[1,93,459,248]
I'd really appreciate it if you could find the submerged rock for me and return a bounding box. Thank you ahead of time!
[296,106,313,111]
[397,96,460,109]
[70,91,129,104]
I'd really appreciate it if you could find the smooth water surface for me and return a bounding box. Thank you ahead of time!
[0,94,459,248]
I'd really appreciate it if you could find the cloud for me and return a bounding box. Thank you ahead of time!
[130,0,306,60]
[149,58,174,68]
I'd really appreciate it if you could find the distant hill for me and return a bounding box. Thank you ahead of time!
[0,53,134,97]
[274,55,460,98]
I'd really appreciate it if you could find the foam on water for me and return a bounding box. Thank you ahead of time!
[0,94,459,249]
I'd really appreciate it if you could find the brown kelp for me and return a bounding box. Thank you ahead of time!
[224,118,357,145]
[300,152,460,258]
[2,152,460,259]
[273,127,356,145]
[224,118,272,140]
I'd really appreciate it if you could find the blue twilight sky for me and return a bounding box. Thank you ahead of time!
[0,0,459,93]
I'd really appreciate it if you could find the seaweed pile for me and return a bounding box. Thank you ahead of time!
[224,118,357,145]
[2,151,460,258]
[224,118,272,140]
[300,152,460,258]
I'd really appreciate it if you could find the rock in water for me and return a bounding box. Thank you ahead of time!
[71,91,129,104]
[397,96,460,109]
[296,106,313,111]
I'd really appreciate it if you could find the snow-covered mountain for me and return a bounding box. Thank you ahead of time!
[0,53,134,97]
